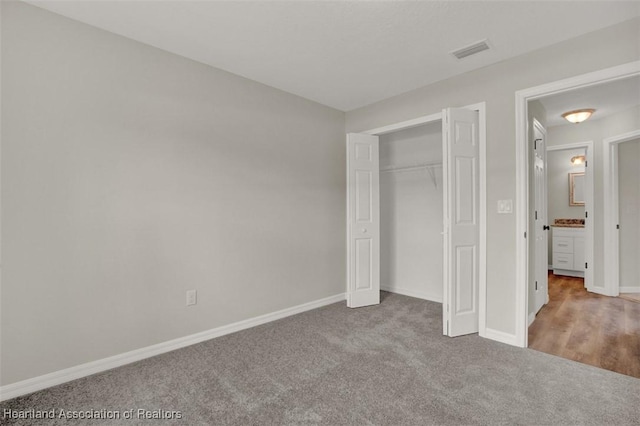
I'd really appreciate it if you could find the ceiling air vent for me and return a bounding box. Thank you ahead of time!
[451,40,490,60]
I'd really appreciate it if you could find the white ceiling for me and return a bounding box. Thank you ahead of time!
[25,0,640,111]
[538,75,640,127]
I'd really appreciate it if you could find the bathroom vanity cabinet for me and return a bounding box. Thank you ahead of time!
[552,226,585,277]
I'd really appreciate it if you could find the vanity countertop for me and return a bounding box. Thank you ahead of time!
[552,218,585,228]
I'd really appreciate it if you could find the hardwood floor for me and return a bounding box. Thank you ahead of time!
[528,272,640,378]
[620,293,640,303]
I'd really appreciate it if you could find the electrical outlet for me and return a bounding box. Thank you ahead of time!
[186,290,197,306]
[497,199,513,214]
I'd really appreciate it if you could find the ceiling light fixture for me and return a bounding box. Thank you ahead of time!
[562,109,595,124]
[570,155,586,165]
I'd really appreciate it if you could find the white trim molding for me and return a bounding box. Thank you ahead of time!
[476,102,488,341]
[362,112,442,136]
[515,60,640,348]
[603,130,640,297]
[483,328,519,346]
[546,141,595,294]
[546,141,593,152]
[0,293,346,402]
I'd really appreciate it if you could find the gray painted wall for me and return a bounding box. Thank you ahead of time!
[346,18,640,335]
[1,2,345,385]
[617,139,640,291]
[546,148,586,266]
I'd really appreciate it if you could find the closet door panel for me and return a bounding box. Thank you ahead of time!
[443,108,480,337]
[347,133,380,308]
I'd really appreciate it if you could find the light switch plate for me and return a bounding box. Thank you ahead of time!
[497,199,513,214]
[186,290,197,306]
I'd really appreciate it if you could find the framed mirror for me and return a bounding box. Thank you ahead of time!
[569,172,585,206]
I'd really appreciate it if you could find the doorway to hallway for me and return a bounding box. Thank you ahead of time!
[528,272,640,378]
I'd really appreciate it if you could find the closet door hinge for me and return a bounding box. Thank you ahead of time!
[535,281,538,291]
[585,211,588,218]
[585,262,588,269]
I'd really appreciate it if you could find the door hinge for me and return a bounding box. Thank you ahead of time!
[585,262,588,269]
[585,161,588,167]
[534,138,542,150]
[617,224,620,229]
[535,211,538,220]
[585,211,588,218]
[535,281,538,291]
[524,231,527,238]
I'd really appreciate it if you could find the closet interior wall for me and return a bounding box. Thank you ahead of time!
[379,121,443,303]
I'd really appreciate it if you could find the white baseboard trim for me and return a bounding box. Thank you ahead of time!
[483,327,519,347]
[381,284,442,303]
[528,312,536,326]
[619,287,640,293]
[0,292,346,402]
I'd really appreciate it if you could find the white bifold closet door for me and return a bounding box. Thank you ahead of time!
[346,133,380,308]
[442,107,480,337]
[347,107,480,339]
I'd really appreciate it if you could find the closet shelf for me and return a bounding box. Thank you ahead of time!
[380,161,442,188]
[380,161,442,173]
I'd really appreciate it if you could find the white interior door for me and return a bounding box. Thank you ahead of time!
[347,133,380,308]
[533,121,548,313]
[442,108,480,336]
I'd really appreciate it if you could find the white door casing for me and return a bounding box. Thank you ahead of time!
[515,61,640,348]
[532,119,548,313]
[603,130,640,296]
[346,133,380,308]
[546,142,594,293]
[442,108,480,337]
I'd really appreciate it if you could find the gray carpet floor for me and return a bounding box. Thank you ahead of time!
[2,292,639,425]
